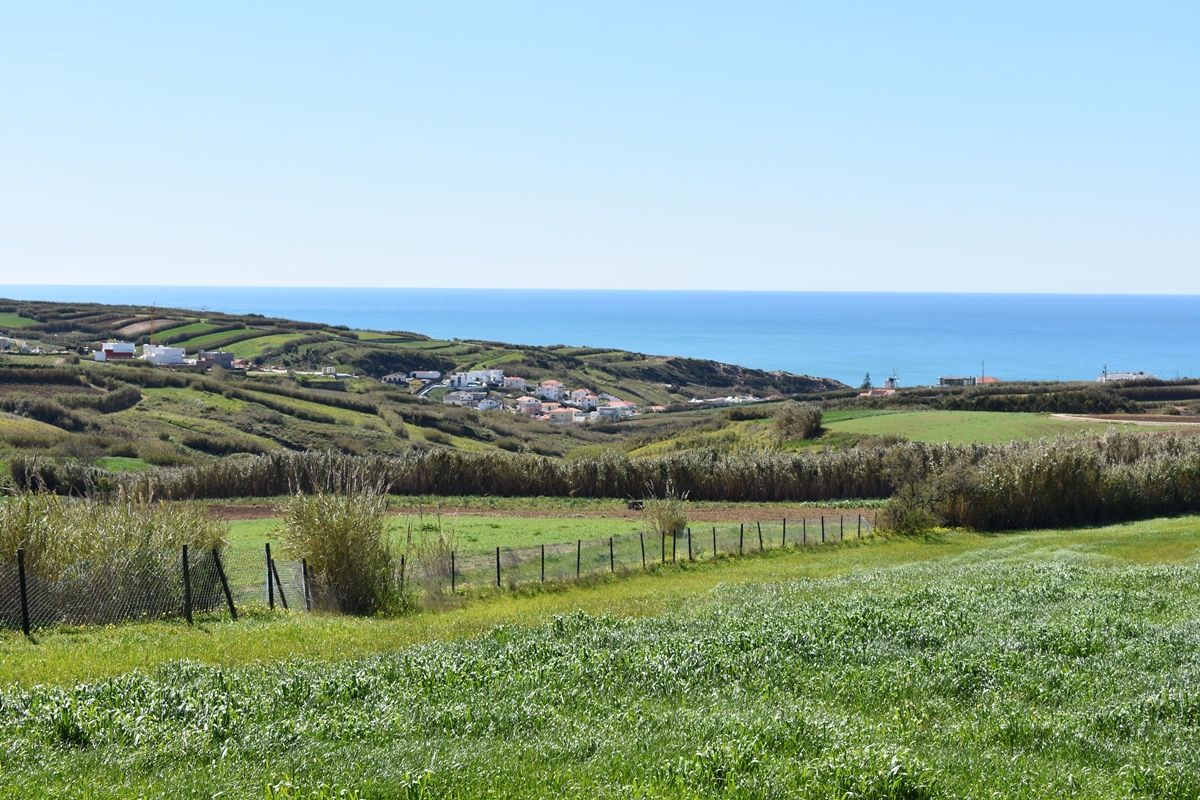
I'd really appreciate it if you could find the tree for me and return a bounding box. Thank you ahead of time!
[861,372,872,390]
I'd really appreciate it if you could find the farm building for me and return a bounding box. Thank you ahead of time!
[198,351,234,370]
[94,341,135,361]
[141,344,185,366]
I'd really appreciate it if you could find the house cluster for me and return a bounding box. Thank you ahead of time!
[1097,369,1154,383]
[436,370,640,424]
[93,341,236,370]
[859,376,900,398]
[937,375,1000,387]
[685,395,767,407]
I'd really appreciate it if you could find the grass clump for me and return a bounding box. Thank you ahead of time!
[281,487,395,614]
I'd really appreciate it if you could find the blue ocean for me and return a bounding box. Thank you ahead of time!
[2,286,1197,387]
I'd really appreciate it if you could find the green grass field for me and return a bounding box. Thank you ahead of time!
[0,312,39,329]
[1,516,1198,797]
[223,333,308,359]
[821,408,1126,444]
[175,327,266,350]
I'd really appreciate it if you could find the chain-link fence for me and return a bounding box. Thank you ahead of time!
[401,513,877,598]
[1,513,875,632]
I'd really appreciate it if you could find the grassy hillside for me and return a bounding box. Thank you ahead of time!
[1,517,1198,797]
[819,408,1142,444]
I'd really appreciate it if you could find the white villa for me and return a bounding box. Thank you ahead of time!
[536,379,564,401]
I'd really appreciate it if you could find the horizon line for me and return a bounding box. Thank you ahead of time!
[2,283,1198,299]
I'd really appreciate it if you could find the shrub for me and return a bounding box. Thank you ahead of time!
[644,481,689,539]
[280,487,395,614]
[774,402,823,441]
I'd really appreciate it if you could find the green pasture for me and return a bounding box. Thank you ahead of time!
[0,312,39,329]
[174,327,266,350]
[223,333,308,359]
[1,516,1199,797]
[822,408,1124,444]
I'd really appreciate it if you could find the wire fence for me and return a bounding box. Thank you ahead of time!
[0,513,875,633]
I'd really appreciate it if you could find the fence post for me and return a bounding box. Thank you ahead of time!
[782,518,787,547]
[265,543,274,610]
[495,546,501,588]
[182,544,193,625]
[213,548,237,621]
[450,550,456,593]
[541,544,546,582]
[687,528,693,561]
[639,532,646,569]
[576,539,582,579]
[757,521,764,551]
[270,558,289,610]
[739,523,744,555]
[397,555,405,597]
[712,526,717,556]
[802,517,807,546]
[16,549,30,637]
[858,515,862,538]
[840,515,844,542]
[821,516,826,544]
[609,536,615,572]
[671,529,677,562]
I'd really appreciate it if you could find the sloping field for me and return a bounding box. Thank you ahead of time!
[175,328,269,350]
[0,312,39,329]
[114,318,185,338]
[223,333,308,359]
[823,409,1122,444]
[1,518,1198,797]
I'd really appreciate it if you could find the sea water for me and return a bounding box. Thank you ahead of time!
[2,286,1197,386]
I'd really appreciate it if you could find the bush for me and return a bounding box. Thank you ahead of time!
[280,487,395,614]
[774,402,823,441]
[878,484,938,534]
[644,481,689,539]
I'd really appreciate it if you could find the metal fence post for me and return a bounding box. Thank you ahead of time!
[757,521,764,551]
[270,557,289,610]
[541,543,546,582]
[802,517,807,546]
[397,555,404,597]
[495,546,501,588]
[687,528,693,561]
[782,518,787,547]
[840,515,844,541]
[576,539,582,578]
[858,515,862,538]
[712,526,717,556]
[639,532,646,569]
[450,550,456,593]
[671,529,677,562]
[609,536,614,572]
[265,543,274,610]
[182,544,193,625]
[821,516,826,544]
[739,523,744,555]
[16,549,30,637]
[213,548,237,621]
[302,557,313,610]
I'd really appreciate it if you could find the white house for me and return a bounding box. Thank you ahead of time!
[94,341,135,362]
[516,396,543,416]
[381,372,408,384]
[597,400,637,421]
[443,390,483,407]
[141,344,185,366]
[548,406,580,425]
[409,370,442,381]
[501,375,528,391]
[567,391,598,411]
[476,397,504,411]
[536,379,564,401]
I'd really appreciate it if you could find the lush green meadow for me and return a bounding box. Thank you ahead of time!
[820,408,1127,444]
[1,517,1198,798]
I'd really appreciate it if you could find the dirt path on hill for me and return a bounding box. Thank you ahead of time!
[207,503,879,523]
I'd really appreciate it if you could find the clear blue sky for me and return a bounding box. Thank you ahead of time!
[1,2,1196,292]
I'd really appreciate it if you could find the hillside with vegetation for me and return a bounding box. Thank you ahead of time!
[0,297,845,466]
